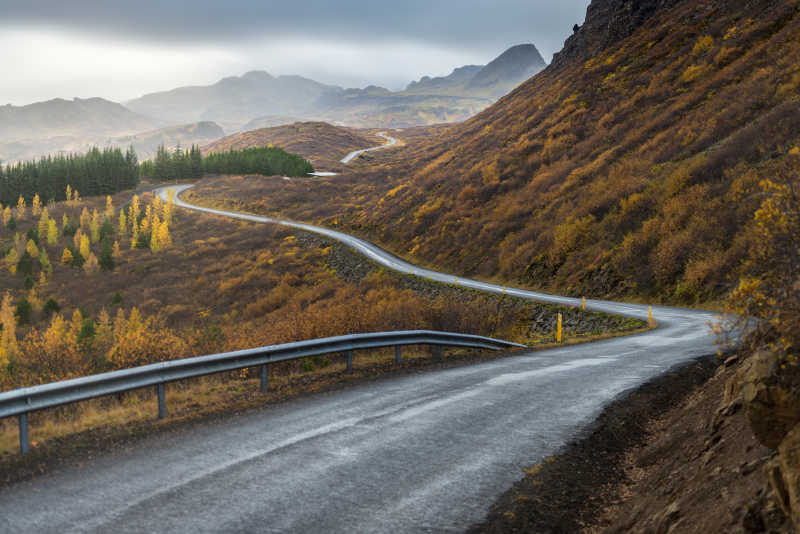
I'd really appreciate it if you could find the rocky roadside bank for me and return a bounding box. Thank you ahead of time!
[297,232,644,341]
[470,353,797,533]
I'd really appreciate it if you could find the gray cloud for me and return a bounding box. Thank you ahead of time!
[3,0,589,59]
[0,1,591,105]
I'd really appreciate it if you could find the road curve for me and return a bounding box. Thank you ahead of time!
[340,131,398,164]
[0,185,722,534]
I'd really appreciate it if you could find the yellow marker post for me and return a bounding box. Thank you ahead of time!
[582,297,586,311]
[454,278,458,286]
[557,314,563,343]
[649,306,655,328]
[502,287,506,295]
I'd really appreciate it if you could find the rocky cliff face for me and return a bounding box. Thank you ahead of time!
[551,0,682,68]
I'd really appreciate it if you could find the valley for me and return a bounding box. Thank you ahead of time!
[1,0,799,532]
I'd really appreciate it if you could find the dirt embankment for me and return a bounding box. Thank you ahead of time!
[471,354,794,533]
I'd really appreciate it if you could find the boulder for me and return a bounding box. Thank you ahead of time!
[740,350,800,448]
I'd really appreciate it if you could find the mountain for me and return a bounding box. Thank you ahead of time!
[126,70,344,126]
[266,0,800,305]
[0,97,155,141]
[108,121,225,160]
[202,121,380,169]
[0,97,157,163]
[405,65,484,93]
[466,44,546,96]
[403,44,546,99]
[126,44,548,131]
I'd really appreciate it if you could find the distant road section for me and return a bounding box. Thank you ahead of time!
[339,131,397,163]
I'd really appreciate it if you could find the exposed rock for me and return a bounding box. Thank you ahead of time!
[740,351,800,448]
[777,424,800,530]
[551,0,683,69]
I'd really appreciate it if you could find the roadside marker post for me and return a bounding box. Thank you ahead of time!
[557,314,563,343]
[582,297,586,311]
[649,306,656,328]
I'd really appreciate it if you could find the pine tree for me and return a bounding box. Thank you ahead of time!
[0,292,18,368]
[16,196,26,219]
[99,240,114,271]
[38,208,50,240]
[47,219,58,246]
[80,207,90,230]
[149,215,161,252]
[90,209,100,243]
[31,193,42,217]
[26,239,39,259]
[79,233,90,260]
[84,252,100,273]
[129,195,140,231]
[17,251,33,277]
[73,229,83,251]
[61,248,73,264]
[158,219,172,249]
[130,223,139,250]
[5,249,18,274]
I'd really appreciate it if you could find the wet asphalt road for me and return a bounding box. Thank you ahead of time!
[0,185,721,533]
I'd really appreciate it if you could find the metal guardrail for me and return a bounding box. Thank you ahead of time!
[0,330,525,453]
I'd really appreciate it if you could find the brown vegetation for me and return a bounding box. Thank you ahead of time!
[194,0,800,307]
[201,121,385,171]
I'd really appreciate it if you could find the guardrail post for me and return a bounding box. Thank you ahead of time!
[260,364,269,393]
[395,346,402,364]
[346,351,353,373]
[433,345,442,358]
[156,384,167,419]
[19,412,30,454]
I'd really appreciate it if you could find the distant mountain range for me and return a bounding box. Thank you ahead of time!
[0,43,547,163]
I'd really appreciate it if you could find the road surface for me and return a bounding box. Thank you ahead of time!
[0,185,722,534]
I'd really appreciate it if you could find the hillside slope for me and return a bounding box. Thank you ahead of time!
[201,121,381,169]
[344,0,800,303]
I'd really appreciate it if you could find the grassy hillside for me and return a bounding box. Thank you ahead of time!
[248,0,798,305]
[201,122,383,170]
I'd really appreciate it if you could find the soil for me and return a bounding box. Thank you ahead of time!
[471,354,794,533]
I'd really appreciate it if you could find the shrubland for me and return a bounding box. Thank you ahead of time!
[197,0,800,308]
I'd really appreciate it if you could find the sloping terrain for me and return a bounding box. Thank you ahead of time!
[320,0,800,304]
[201,121,383,169]
[0,98,157,163]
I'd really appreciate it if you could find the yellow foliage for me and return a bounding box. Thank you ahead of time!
[61,248,73,264]
[681,64,707,83]
[83,252,99,273]
[80,233,90,260]
[5,248,18,274]
[105,196,114,219]
[47,219,58,246]
[26,239,39,258]
[692,36,714,56]
[16,196,26,219]
[31,193,41,217]
[80,207,90,230]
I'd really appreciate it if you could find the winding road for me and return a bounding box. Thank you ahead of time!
[0,150,723,533]
[340,132,398,164]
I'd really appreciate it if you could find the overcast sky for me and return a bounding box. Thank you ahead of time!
[0,1,590,106]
